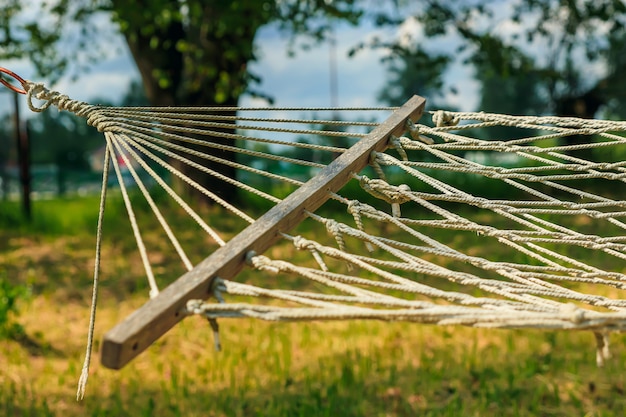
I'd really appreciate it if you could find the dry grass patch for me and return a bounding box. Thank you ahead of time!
[2,197,626,416]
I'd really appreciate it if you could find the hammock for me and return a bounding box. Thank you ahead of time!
[3,68,625,398]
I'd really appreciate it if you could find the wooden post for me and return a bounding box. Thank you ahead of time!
[14,92,31,220]
[101,95,426,369]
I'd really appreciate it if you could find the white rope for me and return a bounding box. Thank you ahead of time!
[117,118,353,152]
[103,105,398,112]
[183,110,626,331]
[115,133,227,246]
[20,83,626,391]
[99,110,381,127]
[76,142,111,401]
[119,131,283,206]
[109,134,194,271]
[107,133,159,298]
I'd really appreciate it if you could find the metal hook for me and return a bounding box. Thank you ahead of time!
[0,67,27,94]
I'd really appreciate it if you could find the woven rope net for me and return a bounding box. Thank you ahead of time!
[18,81,626,395]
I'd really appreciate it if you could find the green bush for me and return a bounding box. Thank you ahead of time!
[0,277,30,339]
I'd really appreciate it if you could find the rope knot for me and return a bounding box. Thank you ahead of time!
[406,120,434,144]
[346,200,365,229]
[560,303,585,324]
[346,199,361,215]
[389,183,411,217]
[369,151,387,180]
[324,219,355,271]
[85,112,114,132]
[185,297,223,352]
[325,218,347,250]
[432,110,460,127]
[25,81,91,114]
[250,255,280,274]
[347,200,375,252]
[25,81,112,135]
[358,175,375,195]
[324,219,343,243]
[185,299,206,315]
[292,236,329,271]
[348,198,380,220]
[388,135,408,161]
[359,176,411,217]
[292,235,315,251]
[381,183,411,204]
[25,82,54,113]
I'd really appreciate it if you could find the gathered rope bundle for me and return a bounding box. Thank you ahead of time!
[2,67,624,398]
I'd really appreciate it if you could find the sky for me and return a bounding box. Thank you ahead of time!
[1,0,614,122]
[0,11,480,120]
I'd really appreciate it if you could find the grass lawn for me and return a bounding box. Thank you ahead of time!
[2,196,626,416]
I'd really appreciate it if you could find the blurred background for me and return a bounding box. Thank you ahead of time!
[2,0,626,207]
[3,2,626,415]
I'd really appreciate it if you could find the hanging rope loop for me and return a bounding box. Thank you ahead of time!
[25,81,94,116]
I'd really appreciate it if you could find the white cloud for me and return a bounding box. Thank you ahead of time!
[4,6,480,119]
[56,70,134,104]
[246,22,391,108]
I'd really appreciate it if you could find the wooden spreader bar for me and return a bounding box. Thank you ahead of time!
[101,95,426,369]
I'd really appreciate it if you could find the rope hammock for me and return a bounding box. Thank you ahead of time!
[3,68,625,399]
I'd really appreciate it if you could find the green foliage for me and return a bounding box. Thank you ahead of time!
[0,194,126,235]
[0,0,110,83]
[376,44,453,109]
[4,0,626,115]
[0,274,30,339]
[28,109,101,166]
[372,1,626,119]
[0,0,366,202]
[1,0,363,107]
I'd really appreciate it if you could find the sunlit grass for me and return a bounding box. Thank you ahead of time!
[4,294,626,416]
[2,195,626,416]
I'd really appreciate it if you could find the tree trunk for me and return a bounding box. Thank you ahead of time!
[170,106,239,205]
[555,84,606,160]
[112,0,265,205]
